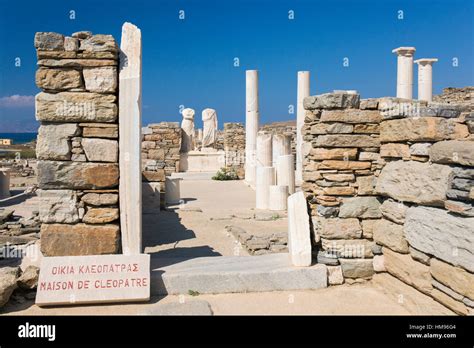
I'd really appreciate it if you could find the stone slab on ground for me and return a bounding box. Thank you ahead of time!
[170,172,216,180]
[150,253,327,295]
[141,300,213,315]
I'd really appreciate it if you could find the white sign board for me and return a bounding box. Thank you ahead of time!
[36,254,150,306]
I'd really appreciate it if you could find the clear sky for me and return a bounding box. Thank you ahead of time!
[0,0,472,132]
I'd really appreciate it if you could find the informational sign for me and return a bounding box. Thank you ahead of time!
[36,254,150,306]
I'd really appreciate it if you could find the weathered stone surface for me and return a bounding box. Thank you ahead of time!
[327,266,344,285]
[40,223,120,256]
[142,170,165,182]
[380,118,469,142]
[315,134,380,148]
[378,98,427,119]
[35,92,117,122]
[429,140,474,166]
[339,197,381,218]
[0,267,19,307]
[36,68,83,90]
[151,254,327,295]
[64,36,79,51]
[361,219,376,239]
[373,255,386,272]
[430,258,474,300]
[38,161,119,189]
[321,239,374,258]
[38,59,117,67]
[376,161,452,206]
[318,160,371,171]
[405,206,474,272]
[82,138,118,162]
[83,208,119,224]
[431,289,468,315]
[409,247,431,266]
[358,151,380,161]
[316,250,339,265]
[320,218,362,239]
[339,259,374,279]
[143,300,213,316]
[148,149,165,160]
[380,143,410,158]
[17,265,40,290]
[309,148,357,160]
[287,191,312,266]
[34,32,64,50]
[419,102,465,118]
[360,99,379,110]
[326,123,353,134]
[38,189,79,223]
[320,109,381,124]
[82,123,118,138]
[444,200,474,217]
[322,173,355,182]
[83,67,117,93]
[380,199,407,224]
[36,123,80,160]
[353,124,379,134]
[79,34,118,52]
[383,247,433,295]
[322,186,355,196]
[303,92,360,110]
[356,175,376,195]
[81,193,118,206]
[373,219,409,253]
[409,143,431,156]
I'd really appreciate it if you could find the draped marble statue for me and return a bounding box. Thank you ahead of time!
[201,108,218,148]
[180,108,195,152]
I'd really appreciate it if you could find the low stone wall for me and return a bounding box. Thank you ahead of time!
[303,92,474,314]
[433,87,474,110]
[223,123,245,178]
[35,31,120,256]
[142,122,181,207]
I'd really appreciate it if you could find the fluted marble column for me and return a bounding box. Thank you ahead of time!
[268,185,289,211]
[296,71,310,184]
[415,58,438,102]
[392,47,416,99]
[256,131,272,168]
[245,70,259,186]
[272,133,291,168]
[256,166,275,209]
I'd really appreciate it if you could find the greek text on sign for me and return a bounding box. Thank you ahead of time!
[36,254,150,306]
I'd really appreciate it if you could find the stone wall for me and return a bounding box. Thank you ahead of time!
[223,123,245,178]
[433,87,474,110]
[142,122,181,207]
[35,31,120,256]
[303,92,474,314]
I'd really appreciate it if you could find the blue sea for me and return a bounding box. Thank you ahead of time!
[0,133,37,144]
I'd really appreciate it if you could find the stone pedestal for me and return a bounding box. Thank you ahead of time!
[256,131,272,168]
[179,150,225,172]
[268,185,288,211]
[296,71,310,184]
[272,133,291,168]
[277,154,295,194]
[256,166,275,209]
[165,177,181,205]
[287,191,312,267]
[392,47,416,99]
[119,22,142,255]
[0,169,10,199]
[245,70,259,186]
[415,58,438,102]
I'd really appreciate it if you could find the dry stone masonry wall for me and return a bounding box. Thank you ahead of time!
[223,123,245,178]
[35,31,121,256]
[303,92,474,314]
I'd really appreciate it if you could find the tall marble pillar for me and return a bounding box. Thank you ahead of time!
[256,131,272,168]
[392,47,416,99]
[296,71,310,184]
[415,58,438,102]
[277,154,295,194]
[119,22,142,255]
[245,70,259,186]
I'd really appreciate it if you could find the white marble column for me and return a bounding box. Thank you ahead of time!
[0,169,10,199]
[245,70,259,186]
[272,133,291,168]
[165,177,181,205]
[268,185,288,211]
[256,131,272,168]
[277,154,295,194]
[256,166,275,209]
[392,47,416,99]
[296,71,310,184]
[119,22,142,255]
[415,58,438,102]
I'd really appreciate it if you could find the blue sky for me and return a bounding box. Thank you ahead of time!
[0,0,472,132]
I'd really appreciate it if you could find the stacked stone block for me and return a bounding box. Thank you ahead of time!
[142,122,181,207]
[302,92,382,281]
[375,98,473,315]
[34,31,120,256]
[223,123,245,178]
